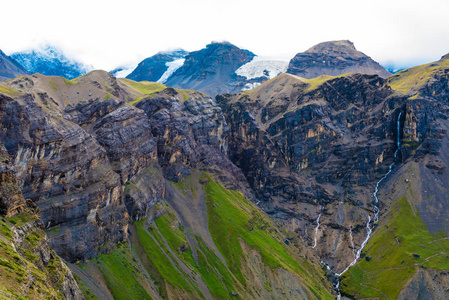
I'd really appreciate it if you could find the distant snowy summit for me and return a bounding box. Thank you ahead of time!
[11,45,92,79]
[122,40,391,97]
[125,42,264,97]
[125,49,188,83]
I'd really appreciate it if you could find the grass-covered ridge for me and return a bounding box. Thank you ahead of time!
[119,79,166,95]
[387,58,449,95]
[340,196,449,299]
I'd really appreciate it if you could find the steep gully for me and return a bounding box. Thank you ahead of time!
[313,112,403,299]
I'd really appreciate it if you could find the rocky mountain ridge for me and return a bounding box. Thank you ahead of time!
[164,41,256,97]
[0,50,29,82]
[0,70,334,299]
[124,40,391,98]
[287,40,391,79]
[0,50,448,299]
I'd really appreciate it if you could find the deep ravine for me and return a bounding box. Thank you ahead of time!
[317,112,403,299]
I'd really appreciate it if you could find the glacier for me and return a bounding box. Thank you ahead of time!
[158,58,185,83]
[235,56,289,81]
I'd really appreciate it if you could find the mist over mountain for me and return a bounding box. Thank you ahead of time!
[11,45,92,79]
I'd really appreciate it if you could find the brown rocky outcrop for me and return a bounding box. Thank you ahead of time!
[287,40,391,79]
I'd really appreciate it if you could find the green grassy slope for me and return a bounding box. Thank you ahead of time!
[340,196,449,298]
[203,175,331,298]
[76,172,334,299]
[0,211,76,299]
[387,58,449,96]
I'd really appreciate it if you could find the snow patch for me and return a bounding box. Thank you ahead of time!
[112,63,138,78]
[158,58,185,83]
[236,56,289,80]
[241,82,261,91]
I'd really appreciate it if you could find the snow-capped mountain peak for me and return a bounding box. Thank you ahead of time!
[11,45,92,79]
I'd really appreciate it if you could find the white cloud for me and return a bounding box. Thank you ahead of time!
[2,0,449,71]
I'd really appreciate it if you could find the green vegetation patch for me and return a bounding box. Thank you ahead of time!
[387,61,448,95]
[120,79,166,97]
[340,196,449,299]
[49,80,58,91]
[64,78,76,86]
[0,84,23,97]
[94,243,152,300]
[0,216,66,299]
[302,74,342,91]
[195,237,238,298]
[135,220,195,292]
[149,199,239,298]
[7,212,37,227]
[203,175,332,299]
[73,274,98,300]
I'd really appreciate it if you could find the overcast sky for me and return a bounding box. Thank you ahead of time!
[2,0,449,71]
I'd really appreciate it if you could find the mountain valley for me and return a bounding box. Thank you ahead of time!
[0,40,448,299]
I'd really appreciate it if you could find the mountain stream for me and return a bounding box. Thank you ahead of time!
[315,112,402,299]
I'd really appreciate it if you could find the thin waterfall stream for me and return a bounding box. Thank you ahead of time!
[312,206,322,249]
[317,112,402,299]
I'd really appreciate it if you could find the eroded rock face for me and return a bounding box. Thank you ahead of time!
[0,93,129,261]
[0,141,84,299]
[287,40,391,79]
[217,73,405,270]
[0,73,250,262]
[64,96,162,221]
[0,143,26,217]
[136,87,244,185]
[399,67,449,235]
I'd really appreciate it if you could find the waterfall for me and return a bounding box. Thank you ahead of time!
[321,112,402,299]
[312,206,322,249]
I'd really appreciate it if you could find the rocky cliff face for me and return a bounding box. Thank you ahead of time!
[0,142,84,299]
[2,52,449,299]
[217,72,406,270]
[287,40,391,79]
[164,41,256,97]
[0,49,29,82]
[0,91,130,262]
[337,55,449,299]
[0,71,335,299]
